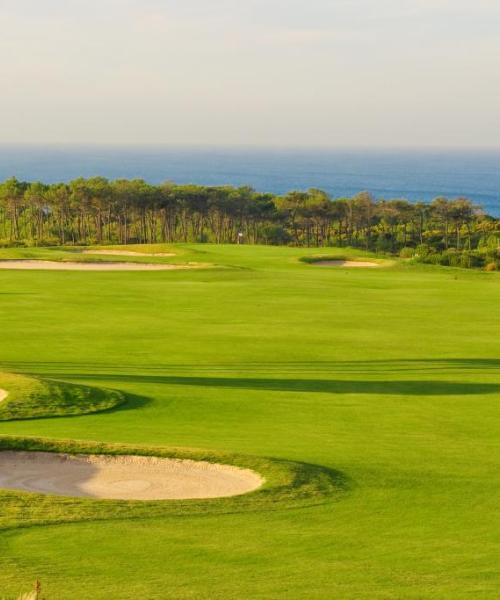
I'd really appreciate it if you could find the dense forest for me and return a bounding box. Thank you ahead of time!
[0,176,498,268]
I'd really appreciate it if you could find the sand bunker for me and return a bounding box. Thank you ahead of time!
[314,260,380,268]
[0,389,8,403]
[0,451,263,500]
[82,250,175,257]
[0,260,190,271]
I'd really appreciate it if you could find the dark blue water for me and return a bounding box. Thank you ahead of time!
[0,146,498,215]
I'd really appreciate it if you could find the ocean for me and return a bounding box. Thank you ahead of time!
[0,146,498,216]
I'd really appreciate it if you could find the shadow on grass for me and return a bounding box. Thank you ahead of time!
[100,391,152,415]
[13,373,500,396]
[1,358,498,375]
[277,459,353,498]
[0,389,152,423]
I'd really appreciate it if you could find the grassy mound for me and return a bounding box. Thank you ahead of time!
[0,373,125,421]
[299,254,390,265]
[0,436,349,530]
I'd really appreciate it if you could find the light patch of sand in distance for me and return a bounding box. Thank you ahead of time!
[0,260,195,271]
[0,389,8,403]
[82,250,176,257]
[0,451,264,500]
[314,260,380,268]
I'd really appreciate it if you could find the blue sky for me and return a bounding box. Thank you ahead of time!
[0,0,499,146]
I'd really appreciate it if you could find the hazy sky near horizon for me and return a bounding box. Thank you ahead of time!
[0,0,499,147]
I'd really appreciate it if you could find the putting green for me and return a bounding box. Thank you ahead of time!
[0,243,498,599]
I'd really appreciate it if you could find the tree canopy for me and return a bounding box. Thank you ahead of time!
[0,178,498,260]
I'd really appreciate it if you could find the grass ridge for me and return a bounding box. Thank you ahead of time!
[0,373,126,421]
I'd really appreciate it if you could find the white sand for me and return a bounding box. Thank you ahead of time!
[314,260,380,268]
[0,451,263,500]
[0,389,8,403]
[82,250,176,257]
[0,260,192,271]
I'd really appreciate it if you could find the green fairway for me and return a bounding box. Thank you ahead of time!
[0,244,499,599]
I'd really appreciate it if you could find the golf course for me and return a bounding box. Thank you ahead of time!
[0,243,499,599]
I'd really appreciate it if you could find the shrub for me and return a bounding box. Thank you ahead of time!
[0,239,27,248]
[375,234,394,253]
[260,225,292,245]
[427,253,443,265]
[399,247,415,258]
[459,253,472,268]
[27,237,60,247]
[462,252,484,268]
[414,243,432,258]
[445,250,461,267]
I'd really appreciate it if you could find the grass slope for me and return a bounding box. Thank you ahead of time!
[0,373,125,420]
[0,244,498,599]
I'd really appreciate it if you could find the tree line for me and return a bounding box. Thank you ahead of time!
[0,176,498,256]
